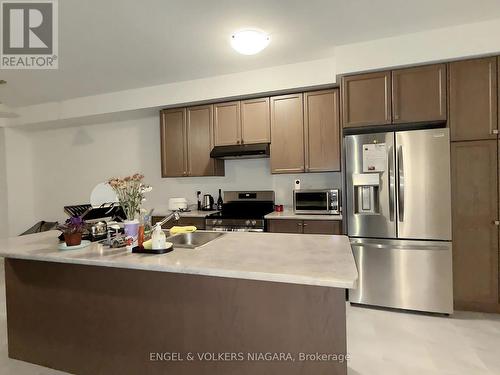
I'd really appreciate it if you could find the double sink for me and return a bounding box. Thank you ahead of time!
[165,231,225,249]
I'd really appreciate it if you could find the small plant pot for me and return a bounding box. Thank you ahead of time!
[64,232,82,247]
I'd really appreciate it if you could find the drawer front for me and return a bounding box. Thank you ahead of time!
[267,219,303,234]
[302,220,342,235]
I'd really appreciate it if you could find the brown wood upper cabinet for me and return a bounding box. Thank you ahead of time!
[160,105,224,177]
[271,90,341,174]
[160,108,187,177]
[270,93,305,173]
[241,97,271,144]
[214,101,241,146]
[341,71,391,127]
[449,57,498,141]
[214,98,271,146]
[392,64,447,123]
[451,140,499,311]
[304,89,341,172]
[342,64,447,128]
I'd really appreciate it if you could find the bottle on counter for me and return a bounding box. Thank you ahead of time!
[151,223,167,250]
[216,189,223,210]
[197,191,202,211]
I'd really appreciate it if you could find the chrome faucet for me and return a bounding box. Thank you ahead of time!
[156,211,181,228]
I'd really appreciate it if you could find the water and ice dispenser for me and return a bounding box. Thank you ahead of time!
[352,173,380,214]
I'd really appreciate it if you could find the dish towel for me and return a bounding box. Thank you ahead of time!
[169,226,197,235]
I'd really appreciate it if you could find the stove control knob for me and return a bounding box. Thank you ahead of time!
[212,220,218,225]
[251,220,257,226]
[217,220,223,225]
[245,220,251,226]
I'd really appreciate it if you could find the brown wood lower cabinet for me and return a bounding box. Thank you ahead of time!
[268,219,342,235]
[451,140,500,313]
[152,216,206,230]
[268,219,303,234]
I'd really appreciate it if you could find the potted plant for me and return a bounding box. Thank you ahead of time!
[108,174,151,241]
[58,216,86,246]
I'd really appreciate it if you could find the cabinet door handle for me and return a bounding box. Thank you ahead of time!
[297,223,302,226]
[493,220,500,226]
[492,129,499,135]
[303,223,308,226]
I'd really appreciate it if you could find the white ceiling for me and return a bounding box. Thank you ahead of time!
[2,0,500,107]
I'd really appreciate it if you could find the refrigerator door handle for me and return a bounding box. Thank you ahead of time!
[397,145,405,222]
[388,145,395,221]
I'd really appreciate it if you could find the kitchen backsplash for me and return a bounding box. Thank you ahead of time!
[150,158,342,214]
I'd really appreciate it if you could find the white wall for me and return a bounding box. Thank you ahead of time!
[3,127,35,236]
[0,126,8,238]
[335,18,500,74]
[11,57,337,127]
[28,116,340,224]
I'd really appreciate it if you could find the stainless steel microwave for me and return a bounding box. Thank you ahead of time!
[293,189,340,215]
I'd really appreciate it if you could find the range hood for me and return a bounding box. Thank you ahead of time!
[210,143,270,159]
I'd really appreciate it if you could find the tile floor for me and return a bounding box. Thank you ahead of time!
[0,260,499,375]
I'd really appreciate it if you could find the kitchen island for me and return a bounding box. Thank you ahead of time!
[0,231,357,375]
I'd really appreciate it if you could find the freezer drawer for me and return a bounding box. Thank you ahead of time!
[349,238,453,314]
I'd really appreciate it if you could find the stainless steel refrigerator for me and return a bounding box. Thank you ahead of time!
[345,128,453,314]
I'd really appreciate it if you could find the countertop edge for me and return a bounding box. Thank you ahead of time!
[0,252,356,289]
[265,212,343,221]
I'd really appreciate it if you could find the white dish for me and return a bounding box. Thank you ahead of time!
[90,182,118,208]
[58,240,91,251]
[168,198,188,211]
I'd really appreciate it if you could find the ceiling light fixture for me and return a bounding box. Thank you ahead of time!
[231,29,270,55]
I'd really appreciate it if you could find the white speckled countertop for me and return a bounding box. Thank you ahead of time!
[0,231,357,289]
[265,208,343,221]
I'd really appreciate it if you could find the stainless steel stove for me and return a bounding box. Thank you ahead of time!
[205,191,275,232]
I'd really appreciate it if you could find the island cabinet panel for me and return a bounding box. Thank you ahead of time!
[449,57,498,141]
[451,140,499,312]
[5,259,348,375]
[214,101,241,146]
[270,93,305,173]
[392,64,447,123]
[160,108,187,177]
[304,89,341,172]
[268,219,342,235]
[241,97,271,144]
[302,220,342,235]
[341,71,392,127]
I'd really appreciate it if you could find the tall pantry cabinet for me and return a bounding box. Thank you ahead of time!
[449,57,500,313]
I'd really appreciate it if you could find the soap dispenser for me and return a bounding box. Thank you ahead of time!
[151,223,167,250]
